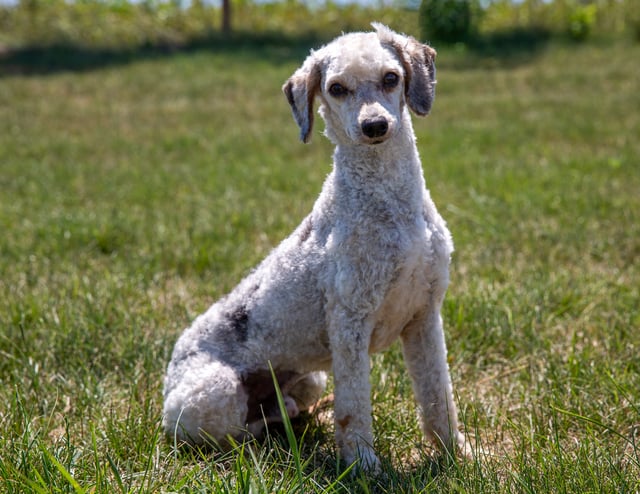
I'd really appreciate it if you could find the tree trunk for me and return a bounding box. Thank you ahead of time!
[222,0,231,34]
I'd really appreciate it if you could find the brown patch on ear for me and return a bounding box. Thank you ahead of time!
[282,58,322,143]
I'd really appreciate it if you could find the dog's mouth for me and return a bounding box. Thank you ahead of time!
[353,134,389,146]
[363,136,389,146]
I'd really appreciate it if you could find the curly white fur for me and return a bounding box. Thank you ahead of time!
[163,23,464,473]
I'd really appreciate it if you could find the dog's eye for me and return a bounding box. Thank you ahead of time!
[382,72,399,90]
[328,83,348,97]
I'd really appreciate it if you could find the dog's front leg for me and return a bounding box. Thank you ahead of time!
[328,311,380,473]
[401,307,463,455]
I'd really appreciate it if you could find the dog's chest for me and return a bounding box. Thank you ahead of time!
[368,228,444,353]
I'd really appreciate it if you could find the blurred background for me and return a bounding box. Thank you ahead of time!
[1,0,638,59]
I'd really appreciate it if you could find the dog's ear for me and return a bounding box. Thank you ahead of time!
[402,41,437,116]
[373,23,437,116]
[283,53,322,143]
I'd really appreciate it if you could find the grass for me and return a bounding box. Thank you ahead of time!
[1,20,639,493]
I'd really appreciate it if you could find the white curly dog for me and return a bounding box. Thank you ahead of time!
[163,23,464,472]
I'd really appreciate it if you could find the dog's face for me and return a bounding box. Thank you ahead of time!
[317,32,406,146]
[283,23,437,145]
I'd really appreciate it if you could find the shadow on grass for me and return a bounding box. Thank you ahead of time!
[168,411,463,492]
[2,26,554,77]
[309,450,460,493]
[438,26,552,69]
[0,30,326,77]
[1,26,554,77]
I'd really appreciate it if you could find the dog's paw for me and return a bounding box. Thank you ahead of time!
[456,433,474,460]
[358,447,382,474]
[283,395,300,419]
[343,446,381,476]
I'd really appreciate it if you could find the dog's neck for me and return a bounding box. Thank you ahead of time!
[335,113,424,171]
[329,115,426,215]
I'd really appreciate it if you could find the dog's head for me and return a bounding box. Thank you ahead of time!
[283,23,437,145]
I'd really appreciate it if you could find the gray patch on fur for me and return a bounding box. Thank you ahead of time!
[226,305,250,342]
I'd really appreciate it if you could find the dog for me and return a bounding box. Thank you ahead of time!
[163,23,464,473]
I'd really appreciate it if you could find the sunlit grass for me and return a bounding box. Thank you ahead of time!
[0,24,638,493]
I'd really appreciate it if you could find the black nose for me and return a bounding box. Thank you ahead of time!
[361,118,388,139]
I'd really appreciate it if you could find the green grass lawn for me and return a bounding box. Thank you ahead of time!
[0,32,639,492]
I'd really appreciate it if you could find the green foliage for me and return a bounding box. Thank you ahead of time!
[0,0,417,51]
[478,0,637,42]
[1,0,638,54]
[419,0,474,42]
[568,2,598,41]
[626,0,640,41]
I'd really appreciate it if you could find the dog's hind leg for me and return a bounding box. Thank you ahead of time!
[245,371,328,436]
[163,361,249,447]
[287,371,328,410]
